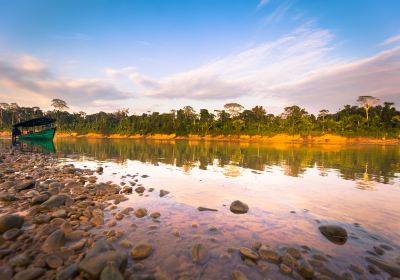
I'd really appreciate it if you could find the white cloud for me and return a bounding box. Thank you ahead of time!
[0,55,130,107]
[263,1,293,25]
[380,34,400,46]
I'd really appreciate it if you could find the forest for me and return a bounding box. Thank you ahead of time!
[1,96,399,138]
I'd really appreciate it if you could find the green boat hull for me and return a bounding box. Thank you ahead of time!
[18,128,56,140]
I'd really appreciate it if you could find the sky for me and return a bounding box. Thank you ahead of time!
[0,0,399,114]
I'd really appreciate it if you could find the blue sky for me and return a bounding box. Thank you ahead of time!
[1,0,399,114]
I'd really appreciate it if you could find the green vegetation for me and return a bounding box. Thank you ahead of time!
[1,96,399,138]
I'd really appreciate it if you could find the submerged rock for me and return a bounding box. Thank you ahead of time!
[366,256,400,277]
[100,262,124,280]
[79,251,127,279]
[231,270,248,280]
[197,206,218,212]
[230,200,249,214]
[42,229,65,253]
[239,247,259,261]
[319,225,348,245]
[159,189,170,197]
[191,243,208,264]
[130,243,153,260]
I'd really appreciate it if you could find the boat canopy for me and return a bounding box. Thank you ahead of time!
[13,117,56,128]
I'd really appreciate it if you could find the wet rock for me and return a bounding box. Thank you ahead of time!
[42,229,65,253]
[31,194,49,204]
[287,247,301,259]
[280,263,292,274]
[120,239,132,248]
[318,225,348,245]
[96,166,104,173]
[150,212,160,219]
[172,229,180,237]
[230,200,249,214]
[79,251,127,279]
[46,254,63,269]
[135,186,145,193]
[298,260,314,279]
[281,253,296,268]
[85,239,114,259]
[3,228,22,240]
[16,180,35,191]
[239,247,259,261]
[366,256,400,277]
[134,208,148,218]
[131,243,153,260]
[34,214,51,224]
[198,207,218,212]
[56,264,78,280]
[191,243,208,264]
[91,215,104,226]
[231,270,248,280]
[159,189,169,197]
[41,194,72,209]
[100,262,124,280]
[0,214,24,234]
[13,268,45,280]
[259,245,281,263]
[349,264,364,274]
[373,246,385,255]
[52,209,67,218]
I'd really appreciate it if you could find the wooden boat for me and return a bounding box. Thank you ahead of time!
[13,117,56,140]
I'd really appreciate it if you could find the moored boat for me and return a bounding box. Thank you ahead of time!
[12,117,56,141]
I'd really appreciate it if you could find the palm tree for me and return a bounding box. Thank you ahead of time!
[318,109,329,132]
[251,106,266,133]
[357,96,379,123]
[224,103,244,118]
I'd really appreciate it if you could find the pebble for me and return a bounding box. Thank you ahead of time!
[150,212,160,219]
[0,214,24,234]
[159,189,170,197]
[3,228,22,240]
[259,245,281,263]
[198,206,218,212]
[46,254,63,269]
[41,229,65,253]
[318,225,348,245]
[280,263,292,274]
[100,262,124,280]
[231,270,248,280]
[13,268,45,280]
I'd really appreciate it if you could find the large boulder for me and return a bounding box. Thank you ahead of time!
[79,251,127,279]
[0,214,24,234]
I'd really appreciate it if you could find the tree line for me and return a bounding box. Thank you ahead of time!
[0,96,399,138]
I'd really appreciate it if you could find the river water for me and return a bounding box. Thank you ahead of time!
[10,138,400,279]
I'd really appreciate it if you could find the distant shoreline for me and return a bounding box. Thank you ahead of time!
[1,131,399,144]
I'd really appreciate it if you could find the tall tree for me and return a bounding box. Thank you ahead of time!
[0,103,9,127]
[357,96,379,122]
[318,109,329,132]
[51,98,69,111]
[224,103,244,118]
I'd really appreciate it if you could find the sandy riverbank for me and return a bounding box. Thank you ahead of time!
[1,131,398,144]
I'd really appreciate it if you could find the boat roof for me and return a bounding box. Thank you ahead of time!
[13,117,56,128]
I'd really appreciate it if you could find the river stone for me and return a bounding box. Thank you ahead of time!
[131,243,153,260]
[41,194,70,209]
[100,262,124,280]
[10,253,31,266]
[91,215,104,226]
[52,209,67,218]
[135,186,145,193]
[85,239,115,259]
[198,207,218,212]
[366,256,400,277]
[0,193,18,202]
[13,268,45,280]
[31,194,49,204]
[239,247,259,260]
[191,243,208,264]
[42,229,65,253]
[230,200,249,214]
[319,225,348,245]
[287,247,301,259]
[0,266,13,280]
[259,245,281,263]
[134,208,148,218]
[56,264,78,280]
[3,228,22,240]
[16,180,35,191]
[231,270,248,280]
[0,214,24,234]
[46,254,63,269]
[79,251,127,279]
[150,212,160,219]
[159,189,170,197]
[298,260,314,278]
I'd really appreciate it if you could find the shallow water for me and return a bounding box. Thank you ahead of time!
[9,138,400,278]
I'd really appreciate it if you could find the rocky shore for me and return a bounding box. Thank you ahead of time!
[0,147,399,280]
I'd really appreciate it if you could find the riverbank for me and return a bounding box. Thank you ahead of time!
[1,131,399,144]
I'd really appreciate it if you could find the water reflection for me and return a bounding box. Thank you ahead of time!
[54,138,400,184]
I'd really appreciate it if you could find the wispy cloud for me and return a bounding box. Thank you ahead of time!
[107,24,400,111]
[256,0,270,10]
[263,1,293,25]
[380,34,400,46]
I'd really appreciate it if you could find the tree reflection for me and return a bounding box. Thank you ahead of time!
[54,139,400,184]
